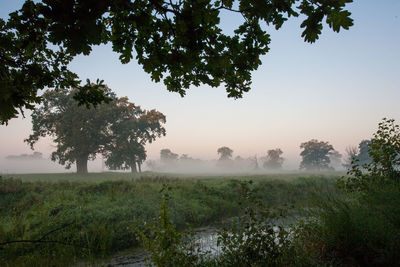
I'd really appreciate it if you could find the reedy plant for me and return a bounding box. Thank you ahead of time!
[138,184,209,267]
[141,181,301,267]
[213,180,295,266]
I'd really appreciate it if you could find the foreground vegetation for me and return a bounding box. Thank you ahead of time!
[0,172,337,266]
[144,179,400,267]
[140,118,400,266]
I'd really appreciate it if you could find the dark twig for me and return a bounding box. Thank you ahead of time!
[37,222,74,241]
[0,222,89,250]
[0,239,89,249]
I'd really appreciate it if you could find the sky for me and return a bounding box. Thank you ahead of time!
[0,0,399,173]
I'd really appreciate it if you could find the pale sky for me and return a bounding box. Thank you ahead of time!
[1,0,399,172]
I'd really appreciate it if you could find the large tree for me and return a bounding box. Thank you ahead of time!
[25,83,119,174]
[25,83,165,174]
[1,0,354,124]
[103,100,166,173]
[299,139,334,171]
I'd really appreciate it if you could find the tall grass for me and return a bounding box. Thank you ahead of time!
[0,174,336,266]
[297,183,400,266]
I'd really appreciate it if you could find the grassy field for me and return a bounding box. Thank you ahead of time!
[1,171,345,183]
[0,172,340,266]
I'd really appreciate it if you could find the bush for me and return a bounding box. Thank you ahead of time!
[341,118,400,191]
[141,181,307,267]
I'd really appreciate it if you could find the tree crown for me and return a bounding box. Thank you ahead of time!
[1,0,353,124]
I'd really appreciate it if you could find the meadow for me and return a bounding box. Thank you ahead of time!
[0,172,338,266]
[1,171,399,266]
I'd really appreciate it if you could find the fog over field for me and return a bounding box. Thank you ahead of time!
[1,0,399,174]
[0,150,343,174]
[0,156,103,174]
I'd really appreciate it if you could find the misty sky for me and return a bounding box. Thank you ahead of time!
[1,0,399,172]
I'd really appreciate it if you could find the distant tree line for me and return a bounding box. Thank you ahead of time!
[152,140,374,172]
[5,151,43,160]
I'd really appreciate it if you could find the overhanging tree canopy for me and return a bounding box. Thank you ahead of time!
[0,0,353,124]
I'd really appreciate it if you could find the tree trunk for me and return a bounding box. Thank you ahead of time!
[137,162,142,173]
[76,155,88,174]
[131,161,137,173]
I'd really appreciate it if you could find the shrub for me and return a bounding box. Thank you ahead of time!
[341,118,400,191]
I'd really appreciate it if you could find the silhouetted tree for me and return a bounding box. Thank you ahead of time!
[248,155,259,170]
[217,147,233,161]
[357,140,372,166]
[262,149,284,170]
[343,146,358,169]
[217,146,234,168]
[25,84,119,174]
[343,140,372,170]
[180,154,196,162]
[1,0,353,124]
[25,84,164,174]
[160,149,179,164]
[234,156,244,162]
[329,150,342,170]
[300,139,334,171]
[103,102,166,173]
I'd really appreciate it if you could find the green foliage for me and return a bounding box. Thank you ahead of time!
[299,139,335,171]
[25,86,165,174]
[103,100,166,173]
[212,181,296,266]
[1,0,354,124]
[141,180,316,266]
[24,85,119,173]
[341,118,400,191]
[0,173,337,265]
[0,5,78,125]
[368,118,400,180]
[138,184,206,267]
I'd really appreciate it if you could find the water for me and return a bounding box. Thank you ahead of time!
[102,227,219,266]
[102,223,293,266]
[104,249,147,267]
